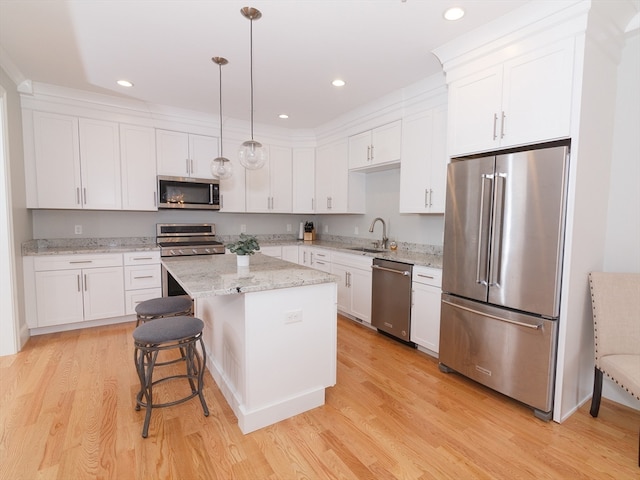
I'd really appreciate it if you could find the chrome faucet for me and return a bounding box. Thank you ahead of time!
[369,217,388,249]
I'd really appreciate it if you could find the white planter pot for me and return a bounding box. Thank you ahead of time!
[236,254,250,267]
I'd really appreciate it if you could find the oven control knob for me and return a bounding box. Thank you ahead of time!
[169,249,176,256]
[205,248,211,254]
[192,249,198,254]
[178,249,185,255]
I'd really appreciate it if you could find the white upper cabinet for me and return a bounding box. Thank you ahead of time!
[400,105,448,214]
[348,120,402,170]
[292,148,315,213]
[447,38,574,156]
[32,111,81,209]
[120,124,157,211]
[156,129,219,179]
[316,139,365,214]
[246,145,292,213]
[29,112,121,210]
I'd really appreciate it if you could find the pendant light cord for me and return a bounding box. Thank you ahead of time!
[218,63,224,157]
[249,16,254,141]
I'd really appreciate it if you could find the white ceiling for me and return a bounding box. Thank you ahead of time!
[0,0,534,129]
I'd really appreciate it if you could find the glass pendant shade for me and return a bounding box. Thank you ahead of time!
[212,156,233,179]
[239,140,267,170]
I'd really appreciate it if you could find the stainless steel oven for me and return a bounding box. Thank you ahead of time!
[157,223,225,296]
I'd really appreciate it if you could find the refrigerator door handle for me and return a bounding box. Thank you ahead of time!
[489,172,507,287]
[476,173,493,286]
[442,300,542,330]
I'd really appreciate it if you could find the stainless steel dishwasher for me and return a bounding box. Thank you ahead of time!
[371,258,414,346]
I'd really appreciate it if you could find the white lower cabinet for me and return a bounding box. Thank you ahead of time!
[32,254,125,327]
[260,246,282,258]
[331,252,373,324]
[410,266,442,355]
[123,251,161,315]
[282,245,299,263]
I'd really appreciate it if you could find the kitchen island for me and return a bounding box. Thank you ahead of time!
[162,253,338,434]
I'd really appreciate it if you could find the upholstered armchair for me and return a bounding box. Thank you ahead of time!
[588,272,640,465]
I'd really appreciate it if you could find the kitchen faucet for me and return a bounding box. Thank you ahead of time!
[369,217,388,249]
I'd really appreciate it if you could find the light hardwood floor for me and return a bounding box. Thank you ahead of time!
[1,315,638,479]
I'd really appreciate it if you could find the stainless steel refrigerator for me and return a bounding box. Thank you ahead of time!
[439,142,569,420]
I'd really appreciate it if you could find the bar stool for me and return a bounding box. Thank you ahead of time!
[135,296,192,326]
[133,316,209,438]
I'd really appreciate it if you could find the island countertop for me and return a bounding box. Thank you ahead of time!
[162,253,338,298]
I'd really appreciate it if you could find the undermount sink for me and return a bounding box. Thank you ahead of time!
[347,247,384,254]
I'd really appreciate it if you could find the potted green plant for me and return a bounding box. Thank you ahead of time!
[227,233,260,266]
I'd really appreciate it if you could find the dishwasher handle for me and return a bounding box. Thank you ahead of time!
[372,264,410,276]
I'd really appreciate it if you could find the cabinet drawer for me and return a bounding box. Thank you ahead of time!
[33,253,123,271]
[412,266,442,287]
[331,251,373,270]
[124,264,161,290]
[123,251,160,266]
[125,288,163,315]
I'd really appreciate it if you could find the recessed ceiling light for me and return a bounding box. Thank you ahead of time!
[117,79,134,87]
[444,7,465,21]
[332,79,346,87]
[278,114,289,119]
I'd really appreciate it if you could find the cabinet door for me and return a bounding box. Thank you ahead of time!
[282,245,299,264]
[245,155,271,212]
[299,246,312,267]
[189,134,219,180]
[448,66,502,156]
[501,39,574,148]
[315,142,336,213]
[82,267,125,321]
[32,112,81,208]
[427,105,448,213]
[410,281,441,353]
[35,269,84,326]
[124,264,161,290]
[259,246,282,258]
[400,110,433,213]
[322,140,349,213]
[371,120,401,166]
[331,263,351,314]
[120,124,157,210]
[79,118,122,209]
[292,148,315,213]
[218,137,246,212]
[348,130,372,170]
[269,145,292,213]
[350,267,372,323]
[156,129,190,177]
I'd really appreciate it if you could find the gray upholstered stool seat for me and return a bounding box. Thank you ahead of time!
[133,316,209,438]
[135,295,192,326]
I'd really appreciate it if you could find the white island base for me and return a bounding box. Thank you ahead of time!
[195,282,337,434]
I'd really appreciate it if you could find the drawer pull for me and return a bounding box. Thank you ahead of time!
[70,260,93,264]
[417,274,435,279]
[134,275,154,279]
[132,257,154,261]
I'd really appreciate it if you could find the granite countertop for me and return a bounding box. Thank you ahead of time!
[22,237,159,256]
[163,253,337,298]
[259,239,443,269]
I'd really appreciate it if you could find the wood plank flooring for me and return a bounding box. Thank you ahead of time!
[1,315,638,479]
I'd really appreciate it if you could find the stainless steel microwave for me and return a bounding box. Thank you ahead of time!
[157,176,220,210]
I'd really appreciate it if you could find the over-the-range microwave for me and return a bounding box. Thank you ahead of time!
[157,175,220,210]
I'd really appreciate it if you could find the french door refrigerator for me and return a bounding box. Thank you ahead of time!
[439,142,569,420]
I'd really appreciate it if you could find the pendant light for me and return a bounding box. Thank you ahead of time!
[238,6,268,170]
[211,56,233,180]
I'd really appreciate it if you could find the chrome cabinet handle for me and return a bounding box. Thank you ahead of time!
[186,159,190,175]
[501,111,506,139]
[367,145,371,161]
[133,257,153,261]
[134,275,154,279]
[416,273,435,279]
[84,274,87,291]
[370,145,374,161]
[190,159,194,174]
[425,189,428,208]
[77,274,81,292]
[83,188,87,205]
[70,260,92,264]
[76,187,81,205]
[493,113,498,140]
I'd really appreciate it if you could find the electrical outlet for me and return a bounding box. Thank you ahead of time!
[285,309,303,324]
[354,226,359,235]
[286,224,292,232]
[240,224,246,233]
[74,225,82,235]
